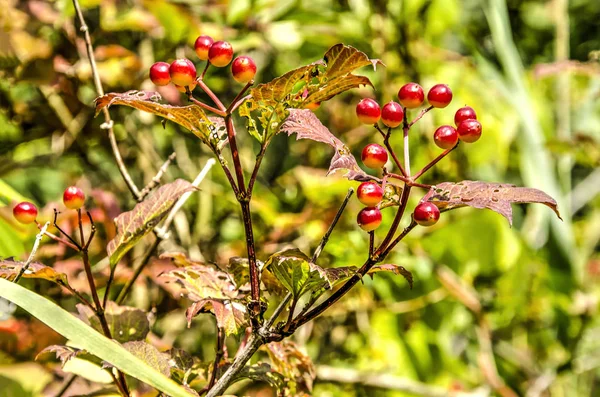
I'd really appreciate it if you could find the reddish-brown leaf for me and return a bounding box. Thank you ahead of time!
[0,259,70,287]
[263,340,316,393]
[94,90,216,143]
[36,345,84,367]
[422,180,562,226]
[185,299,248,336]
[107,179,197,267]
[368,264,413,289]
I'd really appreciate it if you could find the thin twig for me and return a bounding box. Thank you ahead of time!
[311,188,355,264]
[206,327,226,391]
[377,185,412,254]
[408,105,433,128]
[14,222,49,284]
[53,209,81,250]
[265,293,292,329]
[412,142,459,181]
[226,82,253,114]
[369,231,375,257]
[187,90,226,117]
[247,143,268,199]
[35,221,79,251]
[138,152,177,201]
[197,80,226,111]
[54,374,77,397]
[71,0,140,199]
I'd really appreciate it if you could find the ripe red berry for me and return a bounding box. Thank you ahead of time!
[231,56,257,83]
[208,41,233,67]
[194,35,214,60]
[427,84,453,108]
[13,202,38,224]
[355,98,381,125]
[149,62,171,86]
[357,207,382,232]
[169,59,196,87]
[457,119,482,143]
[381,101,404,128]
[454,106,477,126]
[356,182,384,207]
[433,125,458,149]
[413,202,440,226]
[361,143,388,169]
[398,83,424,109]
[63,186,85,210]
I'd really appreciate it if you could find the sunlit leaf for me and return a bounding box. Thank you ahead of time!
[119,341,170,377]
[281,109,376,182]
[229,362,286,392]
[368,264,413,289]
[263,340,316,395]
[76,302,150,343]
[422,180,562,226]
[0,259,70,287]
[94,90,217,143]
[107,179,197,267]
[186,299,248,337]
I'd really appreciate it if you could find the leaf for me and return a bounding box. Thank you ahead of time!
[368,264,413,289]
[0,278,195,397]
[263,340,316,394]
[76,301,150,343]
[0,259,70,287]
[168,347,195,375]
[229,362,286,392]
[379,183,404,209]
[186,299,248,337]
[422,180,562,226]
[94,90,216,143]
[107,179,197,267]
[281,109,377,182]
[251,62,323,107]
[36,345,85,367]
[117,341,171,377]
[265,249,357,299]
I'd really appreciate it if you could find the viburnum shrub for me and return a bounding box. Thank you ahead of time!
[5,31,563,397]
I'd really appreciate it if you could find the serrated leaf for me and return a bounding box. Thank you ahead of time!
[36,345,85,367]
[76,302,150,343]
[186,299,248,337]
[94,90,216,143]
[368,264,413,289]
[422,180,562,226]
[0,259,70,287]
[281,109,377,182]
[263,340,316,394]
[380,183,403,209]
[107,179,197,267]
[251,62,323,107]
[168,347,195,374]
[106,341,170,377]
[229,362,286,392]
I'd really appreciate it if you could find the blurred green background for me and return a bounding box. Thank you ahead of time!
[1,0,599,396]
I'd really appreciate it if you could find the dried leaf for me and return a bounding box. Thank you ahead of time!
[251,62,323,107]
[281,109,376,182]
[422,180,562,226]
[36,345,84,367]
[76,302,150,343]
[368,264,413,289]
[94,90,216,143]
[263,340,316,394]
[186,299,248,337]
[107,179,197,267]
[379,183,403,209]
[168,347,195,374]
[104,341,170,377]
[161,265,237,301]
[0,259,70,287]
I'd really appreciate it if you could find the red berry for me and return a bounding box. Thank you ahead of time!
[356,182,384,207]
[169,59,196,87]
[413,202,440,226]
[457,119,482,143]
[149,62,170,86]
[13,202,38,224]
[381,101,404,128]
[454,106,477,126]
[175,81,198,93]
[357,207,382,232]
[398,83,424,109]
[427,84,453,108]
[208,41,233,67]
[194,35,214,60]
[355,98,381,125]
[433,125,458,149]
[361,143,388,169]
[63,186,85,210]
[231,56,257,83]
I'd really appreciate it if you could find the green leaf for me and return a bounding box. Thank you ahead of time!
[422,180,562,226]
[229,362,286,392]
[77,301,150,343]
[0,259,70,287]
[108,341,171,377]
[107,179,197,267]
[0,278,194,397]
[186,299,248,337]
[94,90,217,144]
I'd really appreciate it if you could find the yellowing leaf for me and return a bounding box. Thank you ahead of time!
[0,259,70,287]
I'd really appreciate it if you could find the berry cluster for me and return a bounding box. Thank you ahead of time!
[13,186,86,225]
[149,36,257,92]
[354,83,482,231]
